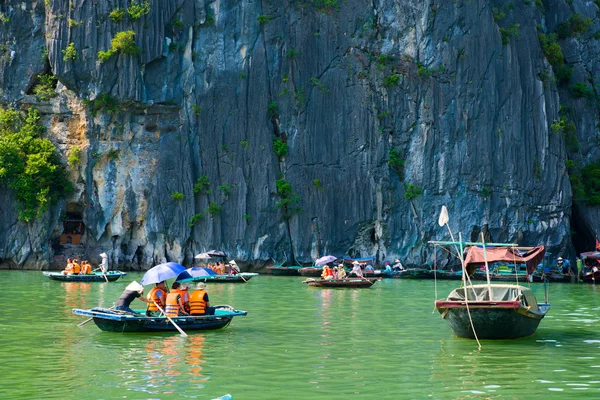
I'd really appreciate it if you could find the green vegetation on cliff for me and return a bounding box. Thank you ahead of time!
[0,108,71,221]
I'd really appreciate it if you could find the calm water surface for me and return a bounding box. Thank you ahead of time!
[1,271,599,399]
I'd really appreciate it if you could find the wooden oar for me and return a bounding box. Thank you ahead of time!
[153,300,188,337]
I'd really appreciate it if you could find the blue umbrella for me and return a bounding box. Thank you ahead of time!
[140,262,191,285]
[185,267,217,278]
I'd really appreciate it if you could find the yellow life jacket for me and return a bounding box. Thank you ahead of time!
[189,290,207,315]
[165,292,181,317]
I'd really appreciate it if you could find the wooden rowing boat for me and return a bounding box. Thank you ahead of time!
[72,305,247,333]
[302,278,376,288]
[43,271,126,282]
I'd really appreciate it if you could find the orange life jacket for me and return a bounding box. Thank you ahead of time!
[71,263,81,274]
[147,286,167,312]
[189,290,207,315]
[321,267,333,278]
[64,263,73,273]
[165,292,181,317]
[173,289,190,313]
[82,263,92,274]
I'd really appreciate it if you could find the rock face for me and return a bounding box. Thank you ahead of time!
[0,0,599,270]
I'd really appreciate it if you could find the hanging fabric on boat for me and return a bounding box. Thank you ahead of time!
[464,246,545,275]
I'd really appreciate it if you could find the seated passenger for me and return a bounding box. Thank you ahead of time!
[321,265,334,280]
[146,281,168,316]
[189,283,215,316]
[365,264,374,272]
[169,282,190,314]
[71,259,81,275]
[62,259,73,275]
[81,261,92,274]
[392,259,405,272]
[337,264,347,279]
[165,282,189,317]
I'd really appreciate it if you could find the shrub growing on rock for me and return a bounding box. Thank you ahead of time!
[0,108,71,221]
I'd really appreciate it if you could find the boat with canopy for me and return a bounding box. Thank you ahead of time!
[430,206,550,344]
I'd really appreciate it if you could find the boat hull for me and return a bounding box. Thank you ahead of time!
[266,266,301,276]
[43,271,126,282]
[73,306,247,333]
[187,273,256,283]
[435,300,548,339]
[304,278,376,288]
[298,267,323,277]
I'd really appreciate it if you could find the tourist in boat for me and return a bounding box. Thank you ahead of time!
[576,257,582,281]
[189,282,215,316]
[165,282,190,317]
[365,263,374,273]
[114,281,150,314]
[321,265,334,280]
[337,264,347,279]
[392,259,405,272]
[146,281,169,316]
[332,266,339,279]
[561,258,573,275]
[169,282,190,314]
[61,259,73,275]
[384,262,393,273]
[350,261,363,278]
[81,260,92,274]
[71,259,81,275]
[229,260,240,274]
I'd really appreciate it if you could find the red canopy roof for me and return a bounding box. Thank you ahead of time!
[464,246,546,274]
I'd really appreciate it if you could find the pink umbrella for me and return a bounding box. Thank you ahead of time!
[315,255,337,266]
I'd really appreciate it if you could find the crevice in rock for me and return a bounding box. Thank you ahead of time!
[571,203,595,254]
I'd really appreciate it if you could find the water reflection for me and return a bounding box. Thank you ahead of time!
[186,334,207,382]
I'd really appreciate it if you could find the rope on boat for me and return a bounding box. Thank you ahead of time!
[433,248,438,312]
[458,233,481,350]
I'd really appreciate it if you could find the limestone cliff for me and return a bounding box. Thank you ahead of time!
[0,0,599,270]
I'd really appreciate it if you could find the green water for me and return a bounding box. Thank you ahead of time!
[1,272,599,399]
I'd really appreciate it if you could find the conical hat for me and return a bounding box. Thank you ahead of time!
[126,281,144,293]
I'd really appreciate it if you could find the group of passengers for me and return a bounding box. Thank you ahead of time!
[114,280,215,317]
[61,258,93,275]
[206,260,240,275]
[320,264,350,280]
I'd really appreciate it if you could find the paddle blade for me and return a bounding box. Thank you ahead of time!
[438,206,449,227]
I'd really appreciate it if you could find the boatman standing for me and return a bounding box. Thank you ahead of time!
[99,253,109,274]
[351,261,364,278]
[229,260,240,274]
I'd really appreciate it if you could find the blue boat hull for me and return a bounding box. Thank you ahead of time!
[73,306,247,333]
[44,271,126,282]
